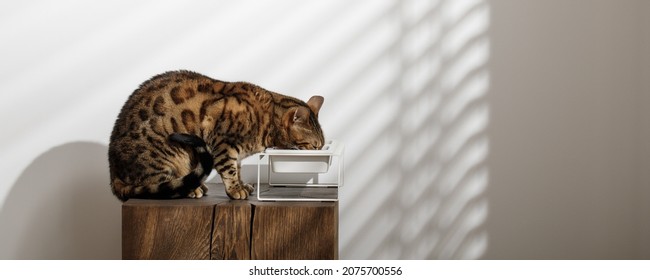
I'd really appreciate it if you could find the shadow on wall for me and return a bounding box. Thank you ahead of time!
[0,142,121,259]
[338,0,489,259]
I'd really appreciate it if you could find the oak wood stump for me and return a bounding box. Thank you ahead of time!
[122,184,338,260]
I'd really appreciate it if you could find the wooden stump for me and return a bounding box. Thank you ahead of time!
[212,201,251,260]
[122,184,338,260]
[251,202,338,259]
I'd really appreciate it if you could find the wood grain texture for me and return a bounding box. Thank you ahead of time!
[212,201,251,259]
[251,202,338,260]
[122,204,213,260]
[122,184,338,260]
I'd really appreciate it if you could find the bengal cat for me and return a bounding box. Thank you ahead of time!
[108,70,325,201]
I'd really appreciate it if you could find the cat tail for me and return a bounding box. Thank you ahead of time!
[157,133,214,198]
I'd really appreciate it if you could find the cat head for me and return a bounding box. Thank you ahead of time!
[280,95,325,150]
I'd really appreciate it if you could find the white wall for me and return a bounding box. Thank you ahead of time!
[0,0,648,260]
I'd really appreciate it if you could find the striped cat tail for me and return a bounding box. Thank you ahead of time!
[157,133,214,198]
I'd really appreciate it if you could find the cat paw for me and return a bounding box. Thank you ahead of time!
[243,183,254,194]
[225,184,250,200]
[187,185,207,199]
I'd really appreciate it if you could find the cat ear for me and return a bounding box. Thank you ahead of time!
[307,95,324,117]
[292,107,310,124]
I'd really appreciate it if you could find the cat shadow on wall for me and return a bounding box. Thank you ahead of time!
[0,142,121,259]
